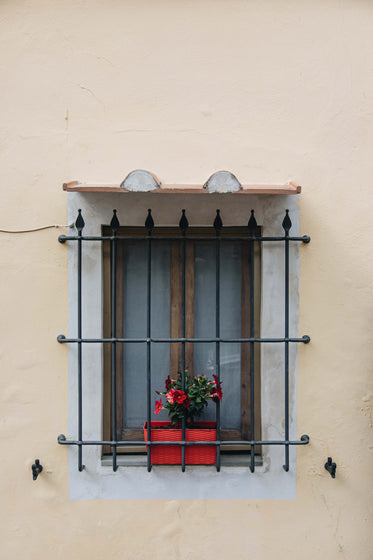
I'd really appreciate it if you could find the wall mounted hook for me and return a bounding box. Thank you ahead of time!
[32,459,43,481]
[324,457,337,478]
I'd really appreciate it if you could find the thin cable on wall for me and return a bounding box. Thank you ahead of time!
[0,223,74,234]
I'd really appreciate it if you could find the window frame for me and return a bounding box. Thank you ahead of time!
[102,225,262,456]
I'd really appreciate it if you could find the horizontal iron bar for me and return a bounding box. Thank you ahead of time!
[57,435,309,446]
[59,234,310,243]
[57,334,310,344]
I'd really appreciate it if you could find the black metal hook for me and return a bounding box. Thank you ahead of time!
[32,459,43,481]
[325,457,337,478]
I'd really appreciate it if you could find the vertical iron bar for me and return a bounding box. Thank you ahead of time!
[145,209,154,472]
[248,210,257,473]
[76,209,85,471]
[179,209,188,472]
[110,210,119,472]
[282,210,292,472]
[214,210,222,472]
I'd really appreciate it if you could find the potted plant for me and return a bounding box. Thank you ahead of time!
[143,372,223,464]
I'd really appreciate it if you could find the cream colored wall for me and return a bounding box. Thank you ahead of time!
[0,0,372,558]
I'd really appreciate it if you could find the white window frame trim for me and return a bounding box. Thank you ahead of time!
[65,192,301,500]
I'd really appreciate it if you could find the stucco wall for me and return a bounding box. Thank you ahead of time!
[0,0,372,558]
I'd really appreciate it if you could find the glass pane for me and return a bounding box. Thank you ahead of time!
[122,241,170,428]
[194,243,242,429]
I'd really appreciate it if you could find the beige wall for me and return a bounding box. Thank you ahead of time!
[1,0,372,558]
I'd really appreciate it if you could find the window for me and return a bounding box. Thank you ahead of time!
[58,191,309,499]
[102,223,262,461]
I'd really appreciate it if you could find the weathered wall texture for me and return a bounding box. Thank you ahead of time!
[0,0,372,558]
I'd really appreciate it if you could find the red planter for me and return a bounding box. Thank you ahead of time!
[143,421,217,465]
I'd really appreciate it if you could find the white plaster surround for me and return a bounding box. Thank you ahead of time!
[66,191,302,500]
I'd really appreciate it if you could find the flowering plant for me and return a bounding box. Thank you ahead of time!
[154,371,223,426]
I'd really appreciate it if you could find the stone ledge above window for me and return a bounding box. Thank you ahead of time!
[62,169,301,195]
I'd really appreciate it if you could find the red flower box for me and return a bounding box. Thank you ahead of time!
[143,421,217,465]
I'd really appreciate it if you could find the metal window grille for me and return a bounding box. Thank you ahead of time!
[57,208,310,473]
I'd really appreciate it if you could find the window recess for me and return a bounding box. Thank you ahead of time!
[57,207,310,473]
[102,222,262,459]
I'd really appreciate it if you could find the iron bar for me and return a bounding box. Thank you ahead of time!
[110,210,119,472]
[76,210,84,472]
[58,335,311,344]
[248,210,257,473]
[57,435,310,447]
[283,210,291,472]
[145,209,154,472]
[179,209,189,472]
[59,235,310,243]
[214,210,222,472]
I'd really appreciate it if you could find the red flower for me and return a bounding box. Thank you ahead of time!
[182,395,190,408]
[211,375,223,402]
[174,390,187,404]
[166,389,177,404]
[154,399,163,415]
[167,388,188,405]
[165,375,172,390]
[211,385,223,402]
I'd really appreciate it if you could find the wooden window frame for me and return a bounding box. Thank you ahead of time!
[102,226,261,455]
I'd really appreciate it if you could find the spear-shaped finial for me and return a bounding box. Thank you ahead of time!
[110,209,120,234]
[179,209,189,235]
[248,209,257,236]
[75,209,85,233]
[213,209,223,234]
[282,209,292,233]
[145,208,154,234]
